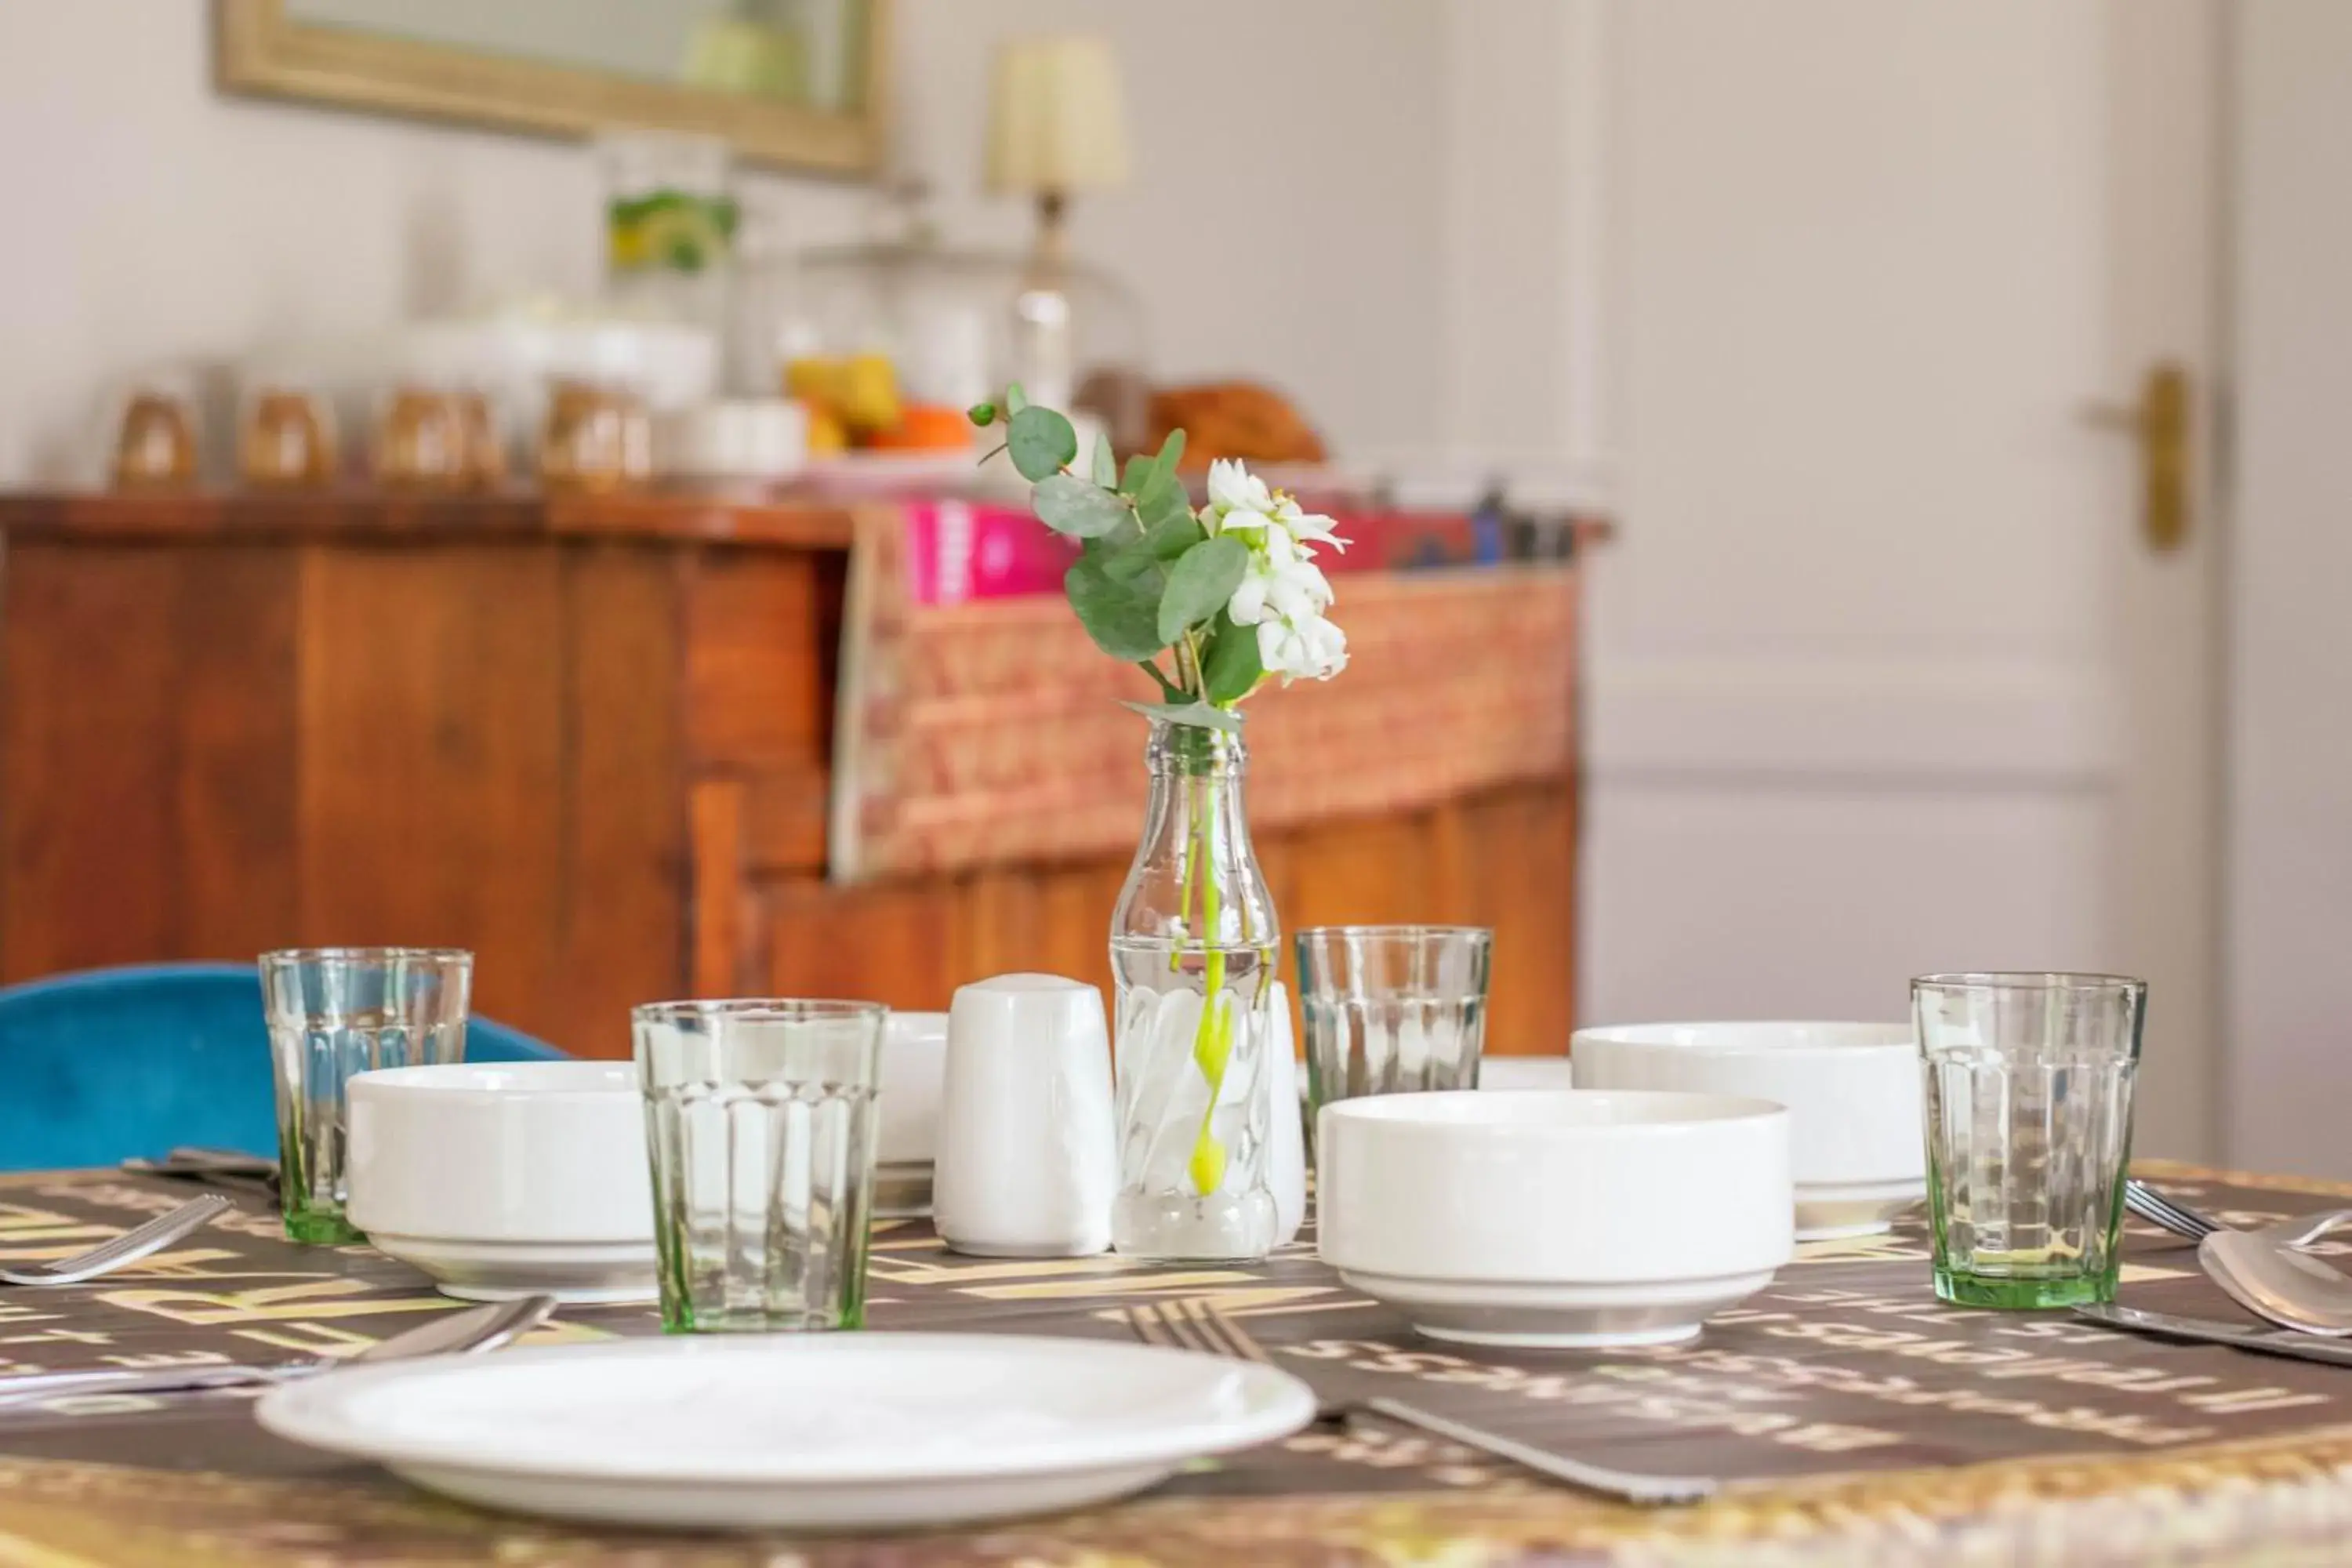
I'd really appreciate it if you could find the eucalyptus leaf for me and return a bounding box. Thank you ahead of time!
[1094,517,1183,585]
[1065,555,1167,662]
[1157,535,1250,644]
[1136,435,1185,505]
[1100,545,1163,583]
[1007,406,1075,481]
[1201,612,1265,706]
[1005,383,1029,414]
[1138,479,1194,532]
[1140,510,1205,561]
[1122,699,1242,735]
[1120,455,1154,497]
[1130,432,1189,529]
[1094,431,1119,488]
[1032,473,1133,539]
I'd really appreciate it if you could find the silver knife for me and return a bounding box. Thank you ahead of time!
[2074,1301,2352,1367]
[0,1295,554,1406]
[0,1363,300,1403]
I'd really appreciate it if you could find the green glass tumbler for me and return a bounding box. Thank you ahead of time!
[635,999,887,1333]
[260,947,472,1244]
[1915,972,2146,1308]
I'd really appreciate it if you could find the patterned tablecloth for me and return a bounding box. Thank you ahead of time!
[0,1162,2347,1565]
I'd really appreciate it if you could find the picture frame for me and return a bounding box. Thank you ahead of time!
[216,0,889,176]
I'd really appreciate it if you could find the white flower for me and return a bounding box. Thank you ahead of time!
[1204,458,1275,524]
[1199,458,1348,685]
[1277,499,1348,554]
[1258,614,1348,681]
[1227,551,1332,628]
[1203,459,1348,556]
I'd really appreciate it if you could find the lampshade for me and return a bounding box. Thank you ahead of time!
[985,36,1131,196]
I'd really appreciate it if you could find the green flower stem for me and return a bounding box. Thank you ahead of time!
[1167,637,1206,975]
[1187,782,1232,1195]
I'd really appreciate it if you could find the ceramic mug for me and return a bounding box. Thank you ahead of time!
[933,974,1117,1258]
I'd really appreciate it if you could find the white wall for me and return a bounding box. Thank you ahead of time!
[0,0,1465,482]
[2226,0,2352,1176]
[886,0,1454,459]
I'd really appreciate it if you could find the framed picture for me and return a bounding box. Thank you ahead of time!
[216,0,888,176]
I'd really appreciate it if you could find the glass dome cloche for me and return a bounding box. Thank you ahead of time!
[733,181,1148,457]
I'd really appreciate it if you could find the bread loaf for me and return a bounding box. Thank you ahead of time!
[1146,381,1327,468]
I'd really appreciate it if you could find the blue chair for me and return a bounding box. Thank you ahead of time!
[0,963,564,1172]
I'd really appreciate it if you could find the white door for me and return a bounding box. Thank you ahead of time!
[1579,1,2223,1160]
[2227,0,2352,1178]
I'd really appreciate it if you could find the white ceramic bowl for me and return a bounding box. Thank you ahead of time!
[880,1011,947,1166]
[347,1061,655,1304]
[1316,1090,1792,1348]
[877,1011,947,1217]
[1570,1022,1926,1240]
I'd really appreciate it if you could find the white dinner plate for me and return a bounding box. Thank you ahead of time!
[256,1332,1317,1531]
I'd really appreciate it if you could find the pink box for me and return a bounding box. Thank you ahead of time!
[901,501,1485,608]
[904,501,1080,607]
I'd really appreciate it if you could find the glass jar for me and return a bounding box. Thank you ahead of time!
[238,382,339,489]
[601,129,737,336]
[372,386,470,490]
[452,389,509,488]
[1108,718,1279,1262]
[107,376,201,490]
[539,377,652,492]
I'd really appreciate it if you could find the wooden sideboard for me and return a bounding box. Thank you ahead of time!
[0,492,1582,1058]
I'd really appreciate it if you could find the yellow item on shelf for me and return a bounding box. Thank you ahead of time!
[785,353,901,446]
[785,356,843,408]
[801,399,848,456]
[837,354,901,435]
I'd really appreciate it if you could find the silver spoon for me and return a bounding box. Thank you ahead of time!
[0,1294,557,1403]
[0,1195,233,1287]
[2201,1228,2352,1337]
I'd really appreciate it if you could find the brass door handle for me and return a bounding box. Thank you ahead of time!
[2082,361,2190,551]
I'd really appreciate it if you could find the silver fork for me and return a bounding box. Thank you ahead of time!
[1123,1299,1719,1507]
[0,1194,234,1287]
[2126,1179,2352,1247]
[2126,1179,2220,1240]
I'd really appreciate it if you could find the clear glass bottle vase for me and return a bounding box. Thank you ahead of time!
[1109,718,1279,1261]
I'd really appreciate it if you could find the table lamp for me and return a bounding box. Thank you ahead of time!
[986,35,1133,417]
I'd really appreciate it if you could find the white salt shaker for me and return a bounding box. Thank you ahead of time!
[1264,982,1307,1247]
[934,974,1117,1257]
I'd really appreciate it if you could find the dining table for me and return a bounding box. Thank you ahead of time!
[0,1160,2347,1566]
